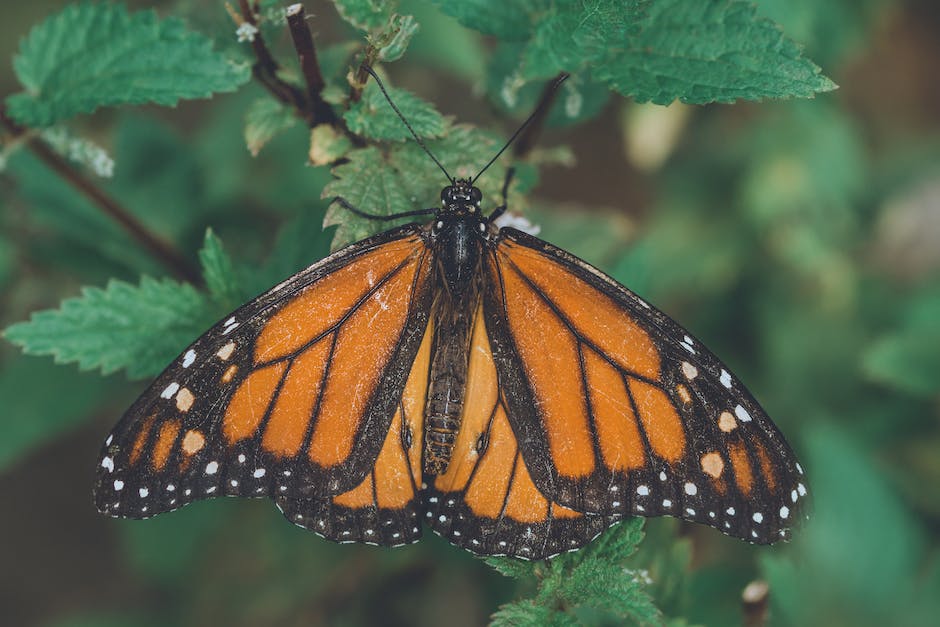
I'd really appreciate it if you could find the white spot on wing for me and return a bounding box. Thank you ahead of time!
[684,482,697,496]
[637,485,649,496]
[720,369,732,389]
[161,382,180,399]
[113,480,124,491]
[205,461,219,475]
[734,404,753,422]
[182,349,196,368]
[101,457,114,472]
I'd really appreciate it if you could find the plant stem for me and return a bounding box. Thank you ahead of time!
[235,0,308,118]
[512,72,570,159]
[0,108,202,285]
[285,3,339,126]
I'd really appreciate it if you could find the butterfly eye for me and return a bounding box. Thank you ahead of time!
[470,187,482,204]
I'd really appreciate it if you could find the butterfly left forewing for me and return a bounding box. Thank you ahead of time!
[95,227,435,538]
[480,228,807,544]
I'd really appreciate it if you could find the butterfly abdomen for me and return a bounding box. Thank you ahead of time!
[424,215,486,475]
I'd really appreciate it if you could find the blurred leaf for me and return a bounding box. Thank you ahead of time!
[429,0,542,41]
[399,0,487,78]
[761,424,929,626]
[862,284,940,397]
[198,229,245,308]
[486,42,611,128]
[374,13,420,62]
[4,277,214,379]
[593,0,836,103]
[334,0,396,32]
[6,2,249,127]
[46,613,164,627]
[309,124,355,166]
[244,97,299,156]
[344,83,447,141]
[0,355,111,472]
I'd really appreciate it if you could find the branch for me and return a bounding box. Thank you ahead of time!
[285,3,339,126]
[0,108,202,285]
[233,0,309,120]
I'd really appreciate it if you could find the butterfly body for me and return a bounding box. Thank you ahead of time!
[95,178,807,559]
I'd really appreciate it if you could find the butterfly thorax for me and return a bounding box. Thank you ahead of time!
[424,181,487,474]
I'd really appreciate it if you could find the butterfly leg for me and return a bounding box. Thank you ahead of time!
[487,166,515,223]
[332,196,436,221]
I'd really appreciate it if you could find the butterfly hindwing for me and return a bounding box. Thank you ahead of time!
[278,318,433,546]
[424,306,617,559]
[95,226,435,545]
[478,228,807,545]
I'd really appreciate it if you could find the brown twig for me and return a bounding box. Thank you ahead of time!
[0,108,202,285]
[285,3,338,126]
[234,0,309,119]
[512,72,570,160]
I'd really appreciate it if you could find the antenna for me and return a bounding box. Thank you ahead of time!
[361,65,454,184]
[471,72,569,185]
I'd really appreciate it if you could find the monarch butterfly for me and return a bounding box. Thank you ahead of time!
[94,68,807,560]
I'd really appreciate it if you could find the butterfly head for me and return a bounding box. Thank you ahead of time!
[440,179,483,215]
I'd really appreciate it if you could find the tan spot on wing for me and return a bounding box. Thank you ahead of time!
[681,361,698,380]
[217,342,235,360]
[221,364,238,383]
[700,451,725,479]
[676,384,692,404]
[175,388,195,412]
[182,430,205,455]
[718,411,737,433]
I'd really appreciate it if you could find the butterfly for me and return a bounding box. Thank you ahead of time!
[94,69,807,560]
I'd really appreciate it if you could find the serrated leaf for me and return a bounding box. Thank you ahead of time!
[344,83,447,141]
[4,277,215,379]
[430,0,547,41]
[521,0,649,79]
[593,0,836,104]
[6,2,250,127]
[333,0,396,32]
[198,229,244,307]
[490,600,567,627]
[374,14,420,62]
[322,146,415,249]
[244,97,299,156]
[309,124,354,166]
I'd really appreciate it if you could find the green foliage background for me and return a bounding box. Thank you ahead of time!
[1,1,938,625]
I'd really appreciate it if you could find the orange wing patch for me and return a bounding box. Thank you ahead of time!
[427,309,607,559]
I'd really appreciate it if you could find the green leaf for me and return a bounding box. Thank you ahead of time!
[333,0,396,32]
[322,146,416,248]
[7,2,250,127]
[374,14,420,62]
[429,0,547,41]
[309,124,355,166]
[487,519,661,625]
[862,285,940,397]
[520,0,649,79]
[4,277,214,379]
[593,0,836,103]
[198,229,244,307]
[344,83,447,141]
[0,356,112,472]
[244,97,299,156]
